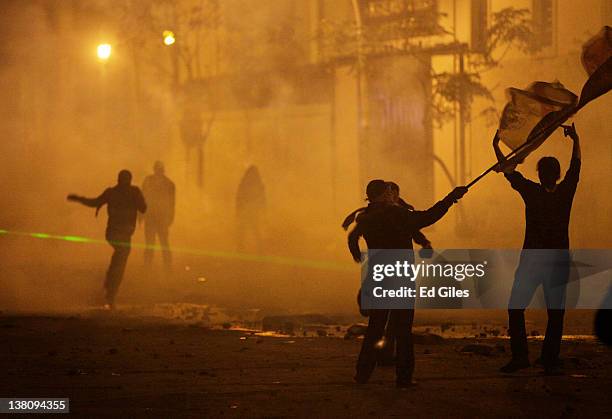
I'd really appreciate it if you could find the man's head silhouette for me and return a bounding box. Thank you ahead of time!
[153,161,164,175]
[117,170,132,186]
[366,179,387,202]
[537,157,561,189]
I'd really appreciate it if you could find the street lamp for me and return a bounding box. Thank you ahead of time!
[162,30,175,46]
[162,30,179,88]
[97,43,112,60]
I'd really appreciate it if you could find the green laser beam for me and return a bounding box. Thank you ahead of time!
[0,228,354,272]
[62,235,93,243]
[30,233,51,239]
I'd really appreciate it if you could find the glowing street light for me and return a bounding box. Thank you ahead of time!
[163,30,176,46]
[97,43,112,60]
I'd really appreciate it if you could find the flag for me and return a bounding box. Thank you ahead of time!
[471,27,612,186]
[494,81,577,171]
[578,26,612,109]
[581,26,612,76]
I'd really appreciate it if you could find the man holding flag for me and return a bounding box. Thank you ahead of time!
[494,123,581,375]
[470,26,611,374]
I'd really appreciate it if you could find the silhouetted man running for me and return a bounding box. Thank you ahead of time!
[344,181,432,323]
[68,170,146,309]
[379,181,433,365]
[142,161,175,271]
[347,180,467,387]
[494,124,581,375]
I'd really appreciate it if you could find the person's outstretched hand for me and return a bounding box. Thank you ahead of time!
[561,123,578,141]
[66,194,80,202]
[449,186,468,203]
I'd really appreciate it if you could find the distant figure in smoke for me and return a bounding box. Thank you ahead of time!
[235,165,266,252]
[347,179,467,387]
[142,161,175,271]
[494,124,581,375]
[67,170,146,309]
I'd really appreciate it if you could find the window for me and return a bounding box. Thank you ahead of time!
[471,0,488,53]
[532,0,555,49]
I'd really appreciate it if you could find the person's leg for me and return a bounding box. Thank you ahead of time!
[541,251,569,370]
[392,309,415,386]
[508,309,528,359]
[541,309,565,367]
[356,309,388,383]
[502,258,539,372]
[377,317,396,366]
[104,238,131,307]
[252,213,263,253]
[235,218,246,252]
[158,224,172,272]
[143,222,155,267]
[104,244,120,305]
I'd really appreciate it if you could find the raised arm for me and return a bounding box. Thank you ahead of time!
[492,132,536,194]
[561,123,581,185]
[67,190,108,208]
[493,131,518,174]
[562,123,581,161]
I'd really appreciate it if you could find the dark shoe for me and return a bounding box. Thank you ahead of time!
[500,358,530,373]
[396,378,417,388]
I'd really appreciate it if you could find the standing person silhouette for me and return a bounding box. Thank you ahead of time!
[347,179,467,387]
[68,170,146,309]
[142,161,175,271]
[494,124,581,375]
[235,165,266,252]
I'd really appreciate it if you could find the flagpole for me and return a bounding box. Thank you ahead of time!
[466,106,576,189]
[465,138,533,188]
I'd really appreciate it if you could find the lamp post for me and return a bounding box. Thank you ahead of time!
[350,0,367,195]
[162,30,179,91]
